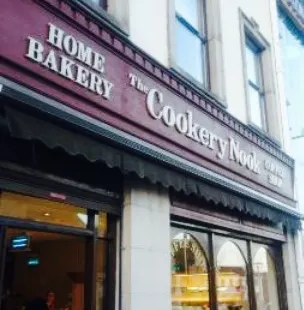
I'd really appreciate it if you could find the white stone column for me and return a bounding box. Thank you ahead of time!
[121,178,171,310]
[294,230,304,310]
[282,231,303,310]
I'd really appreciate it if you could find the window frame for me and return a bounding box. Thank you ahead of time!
[169,0,209,88]
[245,34,268,130]
[170,220,286,310]
[239,10,274,135]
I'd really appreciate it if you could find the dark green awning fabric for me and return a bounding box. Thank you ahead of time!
[4,106,301,230]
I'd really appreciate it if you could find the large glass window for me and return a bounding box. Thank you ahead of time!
[171,232,210,310]
[174,0,207,85]
[216,241,249,310]
[0,192,87,229]
[171,227,284,310]
[253,247,280,310]
[245,37,266,130]
[279,11,304,212]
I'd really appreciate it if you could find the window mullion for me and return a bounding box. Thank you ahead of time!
[248,80,260,92]
[247,240,257,310]
[245,34,267,130]
[176,14,206,42]
[208,233,218,310]
[173,0,207,85]
[85,209,97,310]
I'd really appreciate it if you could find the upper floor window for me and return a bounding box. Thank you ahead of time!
[173,0,207,86]
[279,11,304,139]
[84,0,107,10]
[245,36,266,130]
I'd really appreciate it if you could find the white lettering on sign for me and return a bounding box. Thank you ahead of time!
[229,137,261,174]
[146,87,228,160]
[264,160,284,188]
[129,73,287,187]
[25,23,114,100]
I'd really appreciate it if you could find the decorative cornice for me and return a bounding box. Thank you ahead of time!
[279,4,304,43]
[37,0,294,168]
[279,0,304,33]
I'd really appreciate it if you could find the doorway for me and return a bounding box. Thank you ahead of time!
[0,191,118,310]
[1,228,86,310]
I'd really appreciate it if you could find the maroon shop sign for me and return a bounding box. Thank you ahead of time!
[0,0,295,203]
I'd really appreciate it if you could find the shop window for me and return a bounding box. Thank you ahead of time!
[216,241,249,310]
[96,212,108,238]
[0,192,87,229]
[245,36,266,129]
[173,0,207,85]
[253,247,280,310]
[171,232,210,310]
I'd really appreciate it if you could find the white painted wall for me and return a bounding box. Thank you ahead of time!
[269,0,292,152]
[283,232,303,310]
[129,0,169,66]
[108,0,169,66]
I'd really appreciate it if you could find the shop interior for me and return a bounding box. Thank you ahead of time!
[171,233,249,310]
[171,232,279,310]
[1,228,86,310]
[0,191,108,310]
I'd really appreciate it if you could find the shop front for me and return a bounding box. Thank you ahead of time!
[170,193,289,310]
[0,1,302,310]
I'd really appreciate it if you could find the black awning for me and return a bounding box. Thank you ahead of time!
[2,104,301,230]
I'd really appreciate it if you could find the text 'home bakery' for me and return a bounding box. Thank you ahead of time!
[25,23,114,100]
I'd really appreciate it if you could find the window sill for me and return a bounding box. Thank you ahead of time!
[169,67,228,110]
[69,0,129,38]
[248,123,282,149]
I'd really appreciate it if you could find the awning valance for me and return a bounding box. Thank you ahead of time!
[2,104,301,230]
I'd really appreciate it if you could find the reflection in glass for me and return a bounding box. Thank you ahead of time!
[253,248,279,310]
[175,19,204,83]
[175,0,199,30]
[171,233,210,310]
[217,241,249,310]
[96,212,107,237]
[248,85,263,128]
[0,192,87,229]
[246,45,259,85]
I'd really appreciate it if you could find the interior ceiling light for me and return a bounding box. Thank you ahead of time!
[43,212,51,217]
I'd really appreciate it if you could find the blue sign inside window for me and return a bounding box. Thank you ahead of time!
[10,235,30,251]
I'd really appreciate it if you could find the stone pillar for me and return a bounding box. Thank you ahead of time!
[294,230,304,310]
[282,231,302,310]
[121,178,171,310]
